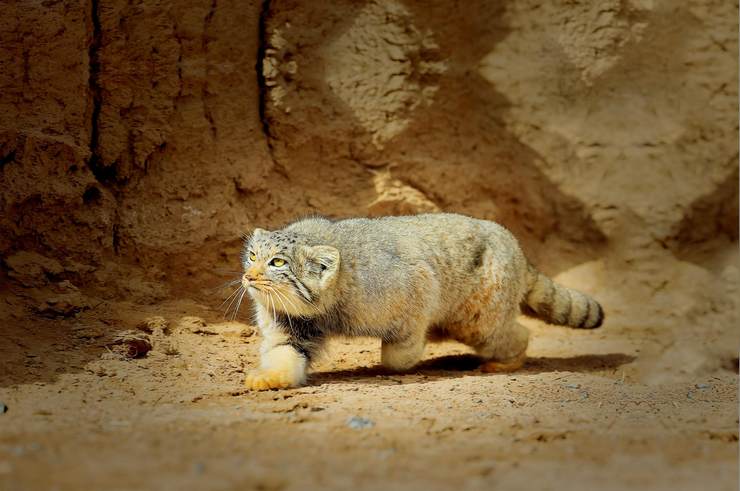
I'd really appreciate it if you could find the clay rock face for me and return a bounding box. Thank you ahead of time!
[93,0,273,261]
[478,0,738,241]
[0,0,737,345]
[0,1,115,259]
[0,1,90,152]
[262,0,737,245]
[1,0,274,293]
[321,0,447,149]
[260,1,608,268]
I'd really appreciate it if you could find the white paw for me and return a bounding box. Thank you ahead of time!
[244,369,299,391]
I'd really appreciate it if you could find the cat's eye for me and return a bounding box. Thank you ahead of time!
[270,258,286,267]
[249,252,257,261]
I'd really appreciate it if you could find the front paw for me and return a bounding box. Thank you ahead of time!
[244,369,298,391]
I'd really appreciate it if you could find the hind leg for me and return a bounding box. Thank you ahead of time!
[381,323,427,371]
[447,249,531,373]
[466,312,529,372]
[476,321,529,373]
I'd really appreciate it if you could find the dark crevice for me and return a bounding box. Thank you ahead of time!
[203,0,218,139]
[87,0,122,256]
[143,142,167,174]
[256,0,278,165]
[204,102,217,139]
[82,186,102,205]
[112,223,120,255]
[0,149,16,170]
[203,0,217,47]
[87,0,115,185]
[170,14,184,100]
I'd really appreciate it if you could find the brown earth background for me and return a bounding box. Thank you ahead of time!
[0,1,738,490]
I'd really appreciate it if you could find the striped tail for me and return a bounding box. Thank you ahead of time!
[521,263,604,329]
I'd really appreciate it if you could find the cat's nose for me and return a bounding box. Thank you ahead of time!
[244,265,264,278]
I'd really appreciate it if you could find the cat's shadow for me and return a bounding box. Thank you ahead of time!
[309,353,636,386]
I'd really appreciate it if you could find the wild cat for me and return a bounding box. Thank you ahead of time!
[240,213,604,390]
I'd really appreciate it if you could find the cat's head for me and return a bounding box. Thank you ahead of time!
[241,228,340,316]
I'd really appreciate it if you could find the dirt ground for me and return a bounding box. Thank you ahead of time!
[1,0,739,490]
[0,279,738,491]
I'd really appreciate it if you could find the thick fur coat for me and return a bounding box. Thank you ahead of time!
[240,214,603,390]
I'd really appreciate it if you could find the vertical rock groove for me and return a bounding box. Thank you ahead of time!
[87,0,106,181]
[256,0,277,164]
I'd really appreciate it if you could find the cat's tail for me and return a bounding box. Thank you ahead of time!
[521,263,604,329]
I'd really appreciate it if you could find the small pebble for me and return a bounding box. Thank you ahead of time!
[695,383,711,390]
[346,416,374,429]
[565,383,581,389]
[108,331,152,358]
[0,403,7,414]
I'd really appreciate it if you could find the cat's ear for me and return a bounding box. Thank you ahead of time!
[251,227,267,239]
[300,245,340,287]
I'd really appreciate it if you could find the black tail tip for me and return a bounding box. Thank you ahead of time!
[591,303,605,328]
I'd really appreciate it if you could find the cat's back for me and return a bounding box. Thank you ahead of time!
[285,214,524,323]
[287,213,517,263]
[338,213,513,249]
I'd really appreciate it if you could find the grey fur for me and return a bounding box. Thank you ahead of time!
[241,213,604,390]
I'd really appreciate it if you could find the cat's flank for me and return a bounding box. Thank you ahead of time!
[241,214,604,390]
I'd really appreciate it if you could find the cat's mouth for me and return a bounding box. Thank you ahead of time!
[242,275,271,288]
[244,282,270,303]
[245,280,287,304]
[244,280,308,315]
[245,281,271,292]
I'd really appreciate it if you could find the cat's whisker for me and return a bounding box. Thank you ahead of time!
[233,287,247,321]
[267,290,277,326]
[219,284,242,309]
[271,289,294,331]
[229,290,239,320]
[206,278,243,295]
[278,287,316,316]
[229,287,247,319]
[299,296,320,313]
[224,286,244,319]
[295,288,319,310]
[281,283,316,311]
[271,287,296,311]
[220,289,240,315]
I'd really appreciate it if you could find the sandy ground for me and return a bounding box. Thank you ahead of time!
[1,292,737,491]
